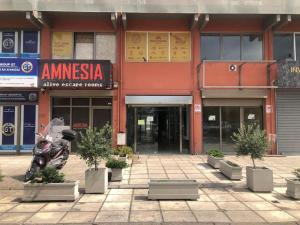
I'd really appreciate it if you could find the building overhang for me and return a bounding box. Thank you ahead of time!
[125,96,193,105]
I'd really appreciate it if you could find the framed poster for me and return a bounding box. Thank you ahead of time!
[148,32,169,62]
[21,31,40,58]
[0,31,18,57]
[170,32,191,62]
[52,32,73,59]
[126,32,147,62]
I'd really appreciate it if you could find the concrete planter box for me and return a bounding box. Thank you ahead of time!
[207,155,223,169]
[111,168,123,181]
[23,181,79,202]
[219,160,242,180]
[246,166,273,192]
[286,178,300,199]
[85,168,108,194]
[148,179,199,200]
[118,155,128,162]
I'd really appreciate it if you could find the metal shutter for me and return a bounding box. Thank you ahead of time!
[277,90,300,155]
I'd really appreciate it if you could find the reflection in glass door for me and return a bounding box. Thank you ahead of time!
[203,107,220,151]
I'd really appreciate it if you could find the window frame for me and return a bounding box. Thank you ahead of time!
[273,32,296,61]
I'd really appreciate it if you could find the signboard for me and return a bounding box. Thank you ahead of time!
[277,60,300,88]
[39,60,112,89]
[148,32,169,62]
[52,32,73,59]
[1,106,16,151]
[170,32,191,62]
[194,104,201,113]
[0,31,17,57]
[21,31,39,58]
[0,91,38,102]
[126,32,147,62]
[0,58,38,87]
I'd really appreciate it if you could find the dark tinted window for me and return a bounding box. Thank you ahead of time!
[296,35,300,61]
[52,98,70,106]
[274,34,294,60]
[201,35,220,60]
[72,98,89,106]
[242,35,263,60]
[223,35,241,60]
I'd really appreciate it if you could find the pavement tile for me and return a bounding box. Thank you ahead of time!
[106,194,132,202]
[59,211,97,223]
[195,195,212,202]
[162,210,197,222]
[95,210,129,222]
[272,200,300,210]
[226,210,265,222]
[160,201,189,210]
[79,194,106,203]
[9,203,45,212]
[256,210,298,222]
[232,193,264,202]
[133,189,148,195]
[40,202,75,212]
[244,201,280,211]
[101,202,131,210]
[24,212,66,224]
[109,189,133,195]
[0,212,33,223]
[71,202,102,212]
[131,201,160,210]
[287,210,300,219]
[0,203,17,212]
[193,210,230,223]
[208,194,238,202]
[216,201,249,211]
[130,210,162,222]
[188,201,218,210]
[0,196,21,203]
[202,188,229,194]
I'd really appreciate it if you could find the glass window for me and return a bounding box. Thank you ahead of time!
[96,34,116,63]
[75,32,94,59]
[92,98,112,106]
[242,34,263,60]
[273,34,294,60]
[52,107,70,125]
[200,35,220,60]
[0,31,18,56]
[52,98,70,106]
[52,32,73,59]
[72,98,89,106]
[22,31,39,54]
[222,35,241,60]
[296,34,300,61]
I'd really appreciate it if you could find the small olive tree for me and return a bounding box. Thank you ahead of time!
[232,124,268,168]
[77,123,113,170]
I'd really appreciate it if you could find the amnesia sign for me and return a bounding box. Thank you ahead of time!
[39,60,112,89]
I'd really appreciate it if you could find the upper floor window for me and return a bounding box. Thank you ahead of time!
[0,30,40,58]
[273,33,300,61]
[52,32,116,63]
[201,34,263,61]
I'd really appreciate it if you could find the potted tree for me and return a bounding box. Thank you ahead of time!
[207,149,224,169]
[77,123,113,194]
[286,168,300,199]
[23,167,79,201]
[106,159,128,181]
[232,124,272,192]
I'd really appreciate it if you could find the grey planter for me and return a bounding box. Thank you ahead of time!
[148,179,199,200]
[219,160,242,180]
[246,166,273,192]
[85,168,108,194]
[111,168,123,181]
[207,155,223,169]
[118,155,128,162]
[23,181,79,202]
[286,178,300,199]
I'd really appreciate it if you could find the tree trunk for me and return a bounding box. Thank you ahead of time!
[251,156,256,168]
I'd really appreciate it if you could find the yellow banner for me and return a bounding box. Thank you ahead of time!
[148,32,169,62]
[52,32,73,59]
[126,32,147,62]
[170,32,191,62]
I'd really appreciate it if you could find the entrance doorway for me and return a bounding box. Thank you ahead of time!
[203,106,263,153]
[127,106,190,154]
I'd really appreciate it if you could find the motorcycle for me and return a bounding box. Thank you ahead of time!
[24,118,77,182]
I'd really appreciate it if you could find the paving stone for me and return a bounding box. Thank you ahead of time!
[0,203,17,212]
[0,212,33,223]
[71,202,102,211]
[130,210,162,222]
[109,189,133,195]
[287,210,300,219]
[131,201,160,210]
[160,201,189,210]
[162,210,197,222]
[40,202,75,212]
[216,201,249,211]
[9,203,45,212]
[101,202,131,211]
[0,196,21,203]
[256,210,298,222]
[232,193,264,202]
[79,194,107,203]
[193,210,231,223]
[24,212,66,224]
[208,194,238,202]
[95,210,129,222]
[226,210,265,222]
[272,200,300,210]
[188,201,218,210]
[59,211,97,223]
[133,189,148,195]
[106,194,132,202]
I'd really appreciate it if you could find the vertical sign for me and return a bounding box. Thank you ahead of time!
[170,32,191,62]
[22,31,39,58]
[1,106,16,150]
[0,31,17,57]
[148,32,169,62]
[52,32,73,59]
[22,105,36,151]
[126,32,147,62]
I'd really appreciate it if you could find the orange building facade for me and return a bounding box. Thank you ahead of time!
[0,2,299,155]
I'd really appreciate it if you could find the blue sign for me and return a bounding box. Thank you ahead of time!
[22,105,36,151]
[2,32,15,53]
[21,31,40,59]
[1,106,16,151]
[0,58,38,87]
